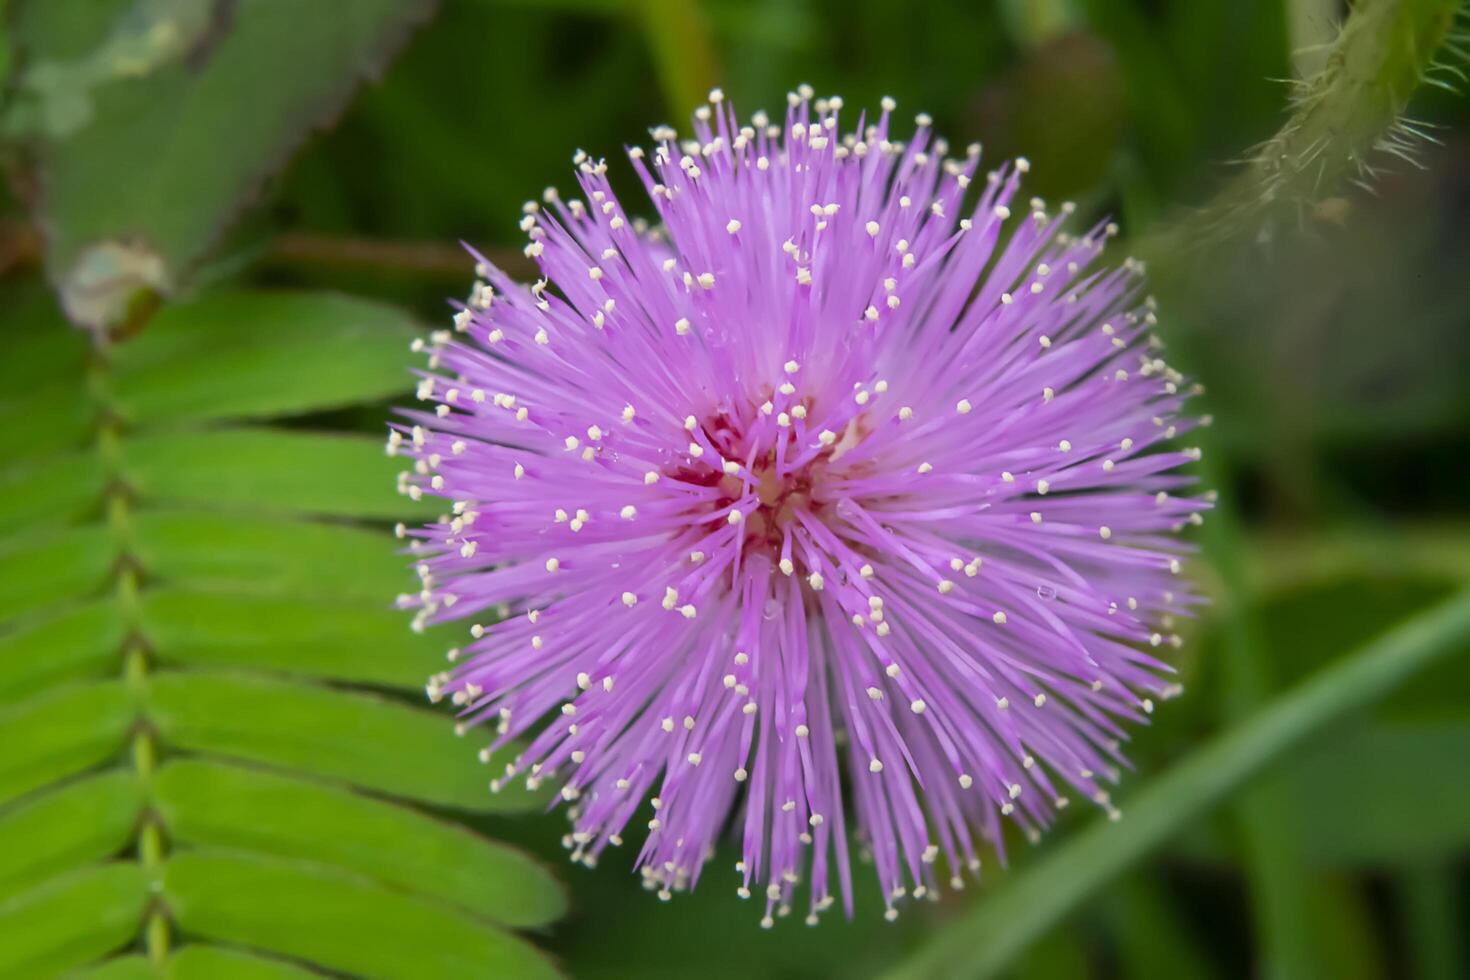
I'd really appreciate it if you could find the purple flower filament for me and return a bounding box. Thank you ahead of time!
[394,87,1205,927]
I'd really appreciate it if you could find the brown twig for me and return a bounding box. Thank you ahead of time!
[264,232,534,281]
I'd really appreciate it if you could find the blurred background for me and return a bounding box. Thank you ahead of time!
[2,1,1469,978]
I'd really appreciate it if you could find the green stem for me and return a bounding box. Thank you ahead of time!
[1149,0,1461,253]
[880,589,1470,980]
[1288,0,1341,79]
[90,353,169,965]
[635,0,718,122]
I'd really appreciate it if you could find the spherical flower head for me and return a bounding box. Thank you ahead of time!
[394,87,1206,925]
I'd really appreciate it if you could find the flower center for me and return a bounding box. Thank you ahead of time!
[667,401,873,562]
[724,458,825,547]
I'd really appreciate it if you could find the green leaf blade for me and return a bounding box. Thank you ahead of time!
[0,601,121,702]
[134,510,409,603]
[125,429,433,520]
[156,759,565,927]
[112,291,421,425]
[0,769,144,903]
[0,863,151,977]
[0,680,134,806]
[72,945,335,980]
[141,588,439,690]
[146,671,537,812]
[169,945,327,980]
[162,851,560,980]
[0,452,105,539]
[0,525,113,625]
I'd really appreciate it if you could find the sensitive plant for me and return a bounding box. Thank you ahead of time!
[393,86,1206,926]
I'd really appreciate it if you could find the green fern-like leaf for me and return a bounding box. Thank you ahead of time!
[0,290,563,978]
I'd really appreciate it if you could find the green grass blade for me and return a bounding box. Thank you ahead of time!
[881,588,1470,980]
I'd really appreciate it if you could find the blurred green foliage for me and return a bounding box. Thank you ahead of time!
[2,0,1469,977]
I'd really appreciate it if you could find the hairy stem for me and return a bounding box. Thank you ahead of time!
[1152,0,1462,252]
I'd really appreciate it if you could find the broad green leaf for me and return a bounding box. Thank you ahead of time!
[13,0,438,330]
[0,863,150,977]
[0,600,121,701]
[134,510,408,602]
[882,589,1470,980]
[163,850,560,979]
[112,291,421,424]
[0,523,113,624]
[141,588,439,689]
[0,769,143,902]
[0,680,134,805]
[124,428,433,520]
[0,450,104,538]
[146,670,533,812]
[156,759,564,927]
